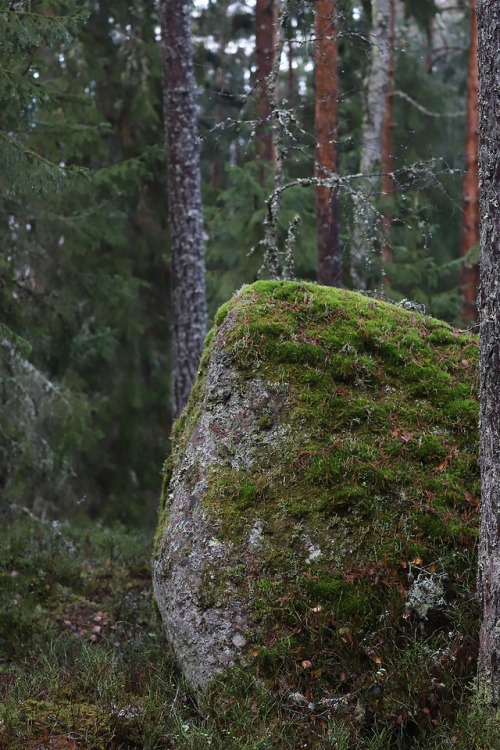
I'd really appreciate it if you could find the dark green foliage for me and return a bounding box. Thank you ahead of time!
[0,1,170,523]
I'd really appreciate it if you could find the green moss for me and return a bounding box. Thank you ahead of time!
[157,281,481,733]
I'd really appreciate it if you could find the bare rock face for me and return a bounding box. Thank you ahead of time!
[153,281,479,692]
[153,307,289,688]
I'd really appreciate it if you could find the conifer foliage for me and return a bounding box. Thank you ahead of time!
[1,1,171,521]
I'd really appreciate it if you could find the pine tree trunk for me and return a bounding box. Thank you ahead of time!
[159,0,207,420]
[459,0,479,321]
[477,0,500,706]
[315,0,341,287]
[351,0,392,289]
[255,0,277,172]
[380,0,395,268]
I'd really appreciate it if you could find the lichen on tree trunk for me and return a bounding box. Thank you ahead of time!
[159,0,207,419]
[351,0,392,289]
[477,0,500,706]
[380,0,395,269]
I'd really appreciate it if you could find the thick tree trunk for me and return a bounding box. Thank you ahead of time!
[380,0,395,268]
[477,0,500,706]
[351,0,392,289]
[459,0,479,321]
[255,0,277,171]
[159,0,207,420]
[315,0,341,287]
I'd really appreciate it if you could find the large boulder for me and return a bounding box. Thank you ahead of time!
[153,281,479,696]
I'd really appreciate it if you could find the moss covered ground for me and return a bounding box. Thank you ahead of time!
[1,518,499,750]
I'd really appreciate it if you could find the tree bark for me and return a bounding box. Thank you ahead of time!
[351,0,392,289]
[159,0,207,420]
[477,0,500,706]
[315,0,341,287]
[255,0,277,172]
[459,0,479,321]
[380,0,395,268]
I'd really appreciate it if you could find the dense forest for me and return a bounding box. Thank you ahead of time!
[8,2,500,748]
[0,0,477,524]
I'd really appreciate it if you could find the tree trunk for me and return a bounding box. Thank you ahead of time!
[159,0,207,420]
[351,0,392,289]
[477,0,500,706]
[288,38,296,107]
[255,0,277,172]
[380,0,395,268]
[459,0,479,321]
[315,0,341,287]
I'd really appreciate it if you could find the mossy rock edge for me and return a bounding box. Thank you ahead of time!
[153,281,479,696]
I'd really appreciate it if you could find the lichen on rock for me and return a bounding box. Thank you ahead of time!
[153,281,479,695]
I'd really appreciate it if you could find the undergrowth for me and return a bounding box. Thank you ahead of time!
[0,522,496,747]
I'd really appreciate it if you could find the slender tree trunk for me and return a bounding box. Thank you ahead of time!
[159,0,207,420]
[315,0,341,287]
[380,0,395,268]
[255,0,277,173]
[477,0,500,706]
[351,0,392,289]
[288,38,296,107]
[424,16,435,73]
[459,0,479,321]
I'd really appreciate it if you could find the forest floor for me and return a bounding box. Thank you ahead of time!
[1,518,499,750]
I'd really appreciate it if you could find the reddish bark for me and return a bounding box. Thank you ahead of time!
[459,0,479,321]
[255,0,277,170]
[381,0,395,267]
[315,0,341,287]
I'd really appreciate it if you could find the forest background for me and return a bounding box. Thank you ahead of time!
[0,0,478,527]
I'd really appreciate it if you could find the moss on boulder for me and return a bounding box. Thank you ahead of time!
[153,281,479,708]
